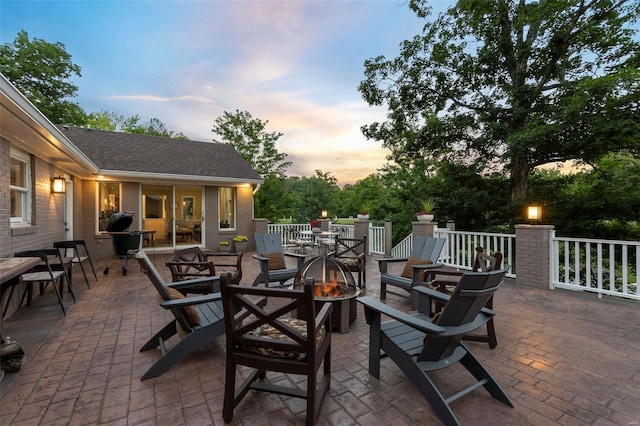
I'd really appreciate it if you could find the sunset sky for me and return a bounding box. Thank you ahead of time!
[1,0,452,186]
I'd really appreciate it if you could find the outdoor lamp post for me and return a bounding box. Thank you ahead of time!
[527,205,542,223]
[321,210,328,218]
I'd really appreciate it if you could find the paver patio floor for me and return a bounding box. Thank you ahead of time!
[1,250,639,425]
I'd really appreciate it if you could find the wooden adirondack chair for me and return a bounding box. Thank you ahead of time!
[358,268,513,426]
[378,236,445,310]
[428,247,503,348]
[220,273,332,426]
[135,250,227,381]
[251,233,306,287]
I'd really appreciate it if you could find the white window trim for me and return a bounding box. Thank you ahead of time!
[96,181,122,233]
[9,149,32,225]
[219,187,236,230]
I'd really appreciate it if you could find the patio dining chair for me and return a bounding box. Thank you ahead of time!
[331,235,367,289]
[166,247,243,295]
[6,249,75,316]
[358,268,513,425]
[53,240,98,288]
[220,273,332,425]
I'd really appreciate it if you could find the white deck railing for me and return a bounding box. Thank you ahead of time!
[434,229,516,278]
[265,222,639,300]
[551,232,640,300]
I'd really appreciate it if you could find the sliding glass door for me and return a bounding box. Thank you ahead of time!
[141,184,203,249]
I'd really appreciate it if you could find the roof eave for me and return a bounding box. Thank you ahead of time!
[0,74,100,177]
[97,170,263,185]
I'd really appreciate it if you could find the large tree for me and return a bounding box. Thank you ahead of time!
[0,30,86,125]
[359,0,640,207]
[211,109,291,178]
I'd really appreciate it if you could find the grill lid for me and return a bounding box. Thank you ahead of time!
[106,212,134,232]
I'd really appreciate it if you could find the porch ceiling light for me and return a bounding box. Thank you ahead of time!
[51,176,66,194]
[527,205,542,223]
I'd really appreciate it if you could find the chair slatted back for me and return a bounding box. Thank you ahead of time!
[333,236,366,259]
[136,250,194,332]
[411,237,446,263]
[221,277,318,360]
[254,233,285,256]
[419,268,507,362]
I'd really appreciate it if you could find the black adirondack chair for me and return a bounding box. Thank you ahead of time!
[378,236,445,310]
[358,268,513,426]
[428,247,504,348]
[135,250,227,381]
[251,232,306,287]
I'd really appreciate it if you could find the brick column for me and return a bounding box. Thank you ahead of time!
[320,219,331,232]
[515,224,554,289]
[354,219,371,255]
[412,220,436,238]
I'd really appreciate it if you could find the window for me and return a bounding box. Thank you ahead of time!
[10,150,31,225]
[98,182,121,231]
[219,187,236,229]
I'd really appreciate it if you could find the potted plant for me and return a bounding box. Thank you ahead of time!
[357,211,369,220]
[219,241,231,253]
[416,198,437,222]
[310,219,322,233]
[232,235,248,252]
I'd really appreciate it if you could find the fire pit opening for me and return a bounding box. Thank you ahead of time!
[293,256,360,333]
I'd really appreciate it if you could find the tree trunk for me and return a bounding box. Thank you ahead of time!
[510,156,529,203]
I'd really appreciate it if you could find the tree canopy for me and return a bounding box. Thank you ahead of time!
[211,109,291,178]
[0,30,86,125]
[86,110,187,138]
[359,0,640,208]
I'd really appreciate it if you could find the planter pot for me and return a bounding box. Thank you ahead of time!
[233,241,247,253]
[416,214,435,222]
[219,245,231,253]
[312,228,322,234]
[357,214,370,220]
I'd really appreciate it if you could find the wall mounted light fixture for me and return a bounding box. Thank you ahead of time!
[51,176,66,194]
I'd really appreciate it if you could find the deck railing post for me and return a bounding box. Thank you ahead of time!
[515,224,555,289]
[412,220,436,238]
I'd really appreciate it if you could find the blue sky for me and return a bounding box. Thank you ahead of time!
[1,0,452,185]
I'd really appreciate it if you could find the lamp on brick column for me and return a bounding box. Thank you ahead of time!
[51,176,66,194]
[527,205,542,223]
[321,210,328,218]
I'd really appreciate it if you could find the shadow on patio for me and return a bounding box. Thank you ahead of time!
[1,250,638,425]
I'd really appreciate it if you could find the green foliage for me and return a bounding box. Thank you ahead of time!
[359,0,640,207]
[0,30,86,125]
[85,111,187,138]
[211,110,291,178]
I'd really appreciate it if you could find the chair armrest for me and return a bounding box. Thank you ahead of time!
[206,252,243,266]
[159,292,222,309]
[376,257,408,273]
[314,302,333,333]
[284,252,306,260]
[411,263,444,282]
[357,296,444,335]
[167,275,219,291]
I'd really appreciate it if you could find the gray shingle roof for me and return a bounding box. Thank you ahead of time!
[57,125,262,183]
